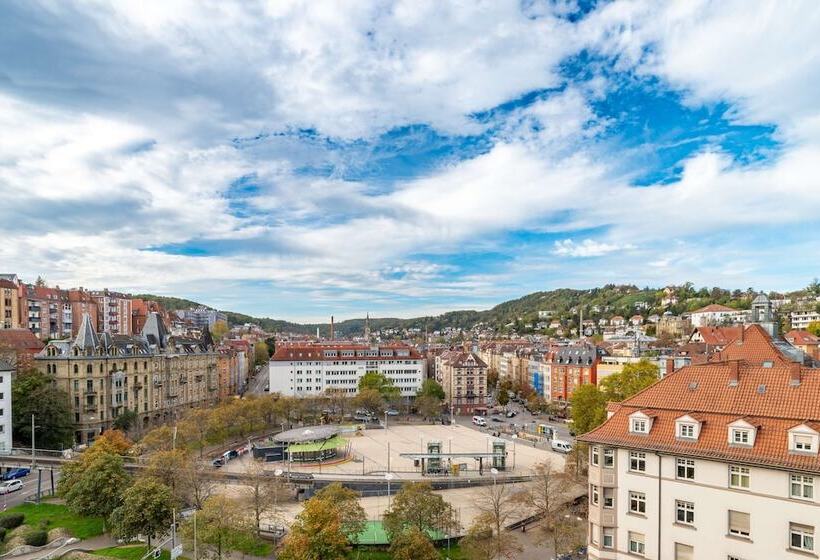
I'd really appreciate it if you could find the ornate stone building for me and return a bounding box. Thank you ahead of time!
[36,312,219,444]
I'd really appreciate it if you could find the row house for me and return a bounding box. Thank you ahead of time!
[90,289,132,335]
[0,279,20,329]
[581,325,820,560]
[548,342,601,401]
[36,312,219,444]
[437,349,488,415]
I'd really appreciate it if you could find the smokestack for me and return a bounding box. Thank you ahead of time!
[789,362,802,387]
[330,316,335,340]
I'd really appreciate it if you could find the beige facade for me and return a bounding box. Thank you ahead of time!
[436,350,488,415]
[0,280,20,329]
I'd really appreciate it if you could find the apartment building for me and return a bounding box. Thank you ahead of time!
[269,343,425,398]
[90,290,132,335]
[791,310,820,330]
[67,289,98,337]
[688,304,746,327]
[549,342,600,401]
[0,359,11,452]
[36,312,219,444]
[436,349,488,415]
[0,279,20,329]
[177,307,227,330]
[785,330,820,361]
[581,325,820,560]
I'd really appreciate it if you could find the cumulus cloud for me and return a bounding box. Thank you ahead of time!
[553,239,633,257]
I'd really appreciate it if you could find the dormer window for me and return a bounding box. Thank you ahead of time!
[795,435,814,452]
[679,423,696,439]
[727,419,757,447]
[788,424,820,455]
[732,429,752,445]
[629,411,654,434]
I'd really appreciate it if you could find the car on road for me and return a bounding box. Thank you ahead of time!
[491,417,503,422]
[551,439,573,454]
[472,415,487,427]
[385,409,399,416]
[2,468,30,481]
[211,458,225,468]
[0,480,23,494]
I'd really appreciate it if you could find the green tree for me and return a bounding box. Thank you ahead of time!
[211,320,229,342]
[58,440,131,521]
[389,526,439,560]
[415,395,443,419]
[279,497,350,560]
[570,384,607,435]
[353,387,386,416]
[383,482,457,539]
[12,368,73,448]
[110,478,174,547]
[181,495,254,560]
[357,371,400,400]
[806,321,820,337]
[600,359,659,401]
[254,341,270,366]
[112,409,137,433]
[312,482,366,542]
[417,379,445,400]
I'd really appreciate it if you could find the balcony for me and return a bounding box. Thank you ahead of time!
[85,390,97,396]
[83,404,97,413]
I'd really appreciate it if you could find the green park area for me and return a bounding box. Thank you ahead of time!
[3,502,105,540]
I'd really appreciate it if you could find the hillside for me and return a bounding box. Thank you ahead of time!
[137,281,820,336]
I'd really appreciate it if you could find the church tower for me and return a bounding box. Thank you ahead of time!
[750,292,777,336]
[364,312,371,342]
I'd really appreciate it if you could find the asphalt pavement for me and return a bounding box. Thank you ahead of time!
[453,405,574,442]
[246,363,269,395]
[0,468,61,510]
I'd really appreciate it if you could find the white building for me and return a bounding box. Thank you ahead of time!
[688,304,745,327]
[0,359,12,452]
[581,325,819,560]
[269,343,425,398]
[791,310,820,330]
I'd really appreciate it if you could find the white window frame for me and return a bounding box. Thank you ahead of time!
[628,532,646,556]
[728,510,750,538]
[678,423,696,439]
[629,491,646,515]
[676,457,695,480]
[794,434,815,453]
[590,484,599,506]
[602,527,614,549]
[603,487,614,509]
[591,446,599,466]
[675,500,695,525]
[603,448,615,468]
[631,418,649,433]
[790,474,814,500]
[629,451,646,472]
[731,428,751,445]
[790,523,815,552]
[729,465,750,489]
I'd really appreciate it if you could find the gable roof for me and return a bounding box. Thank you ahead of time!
[0,329,45,353]
[709,324,804,366]
[785,330,820,346]
[692,326,743,346]
[691,304,738,314]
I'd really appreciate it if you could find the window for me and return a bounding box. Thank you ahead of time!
[629,491,646,515]
[678,423,696,439]
[628,532,645,556]
[631,418,648,433]
[794,434,815,452]
[676,458,695,480]
[728,510,750,538]
[603,488,614,509]
[731,429,751,445]
[590,485,599,505]
[675,500,695,525]
[591,446,599,466]
[790,523,814,552]
[791,474,814,500]
[729,465,750,489]
[603,449,615,468]
[675,543,694,560]
[630,451,646,472]
[602,527,614,549]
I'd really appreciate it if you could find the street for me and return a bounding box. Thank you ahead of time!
[0,468,61,511]
[246,362,269,394]
[453,405,575,443]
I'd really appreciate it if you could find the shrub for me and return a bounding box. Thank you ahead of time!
[0,527,7,541]
[0,513,25,529]
[24,529,48,547]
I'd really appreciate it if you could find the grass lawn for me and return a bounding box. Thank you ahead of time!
[92,546,171,560]
[2,503,104,539]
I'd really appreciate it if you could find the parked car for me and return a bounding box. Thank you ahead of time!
[211,458,225,468]
[2,467,30,481]
[491,417,503,422]
[551,439,573,454]
[385,409,399,416]
[472,415,487,427]
[0,480,23,494]
[506,411,516,418]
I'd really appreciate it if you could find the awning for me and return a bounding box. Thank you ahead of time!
[287,435,347,453]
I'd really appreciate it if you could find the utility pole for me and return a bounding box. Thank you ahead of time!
[30,415,36,469]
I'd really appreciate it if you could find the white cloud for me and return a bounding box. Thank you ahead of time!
[553,238,633,257]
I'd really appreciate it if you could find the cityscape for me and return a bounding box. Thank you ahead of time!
[2,2,820,560]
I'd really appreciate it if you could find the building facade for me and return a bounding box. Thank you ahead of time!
[0,359,11,452]
[36,313,219,444]
[269,343,425,398]
[0,279,20,330]
[791,310,820,330]
[90,290,132,335]
[549,343,600,401]
[581,325,820,560]
[437,350,488,415]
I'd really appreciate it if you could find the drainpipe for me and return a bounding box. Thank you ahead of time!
[656,451,662,560]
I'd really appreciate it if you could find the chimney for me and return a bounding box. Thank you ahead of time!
[728,361,739,386]
[666,358,674,377]
[789,362,802,387]
[330,316,334,340]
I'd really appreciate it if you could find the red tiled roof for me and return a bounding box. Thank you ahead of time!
[693,326,743,346]
[691,303,738,314]
[272,343,422,361]
[709,324,797,365]
[785,330,820,346]
[0,280,17,289]
[0,329,45,352]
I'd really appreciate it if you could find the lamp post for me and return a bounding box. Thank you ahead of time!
[511,435,517,471]
[273,468,284,537]
[384,472,395,511]
[30,415,41,469]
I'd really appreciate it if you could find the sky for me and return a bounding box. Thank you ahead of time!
[1,0,820,322]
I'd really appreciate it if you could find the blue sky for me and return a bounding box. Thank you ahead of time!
[1,0,819,322]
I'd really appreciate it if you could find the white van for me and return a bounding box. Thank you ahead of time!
[551,439,573,454]
[472,416,487,427]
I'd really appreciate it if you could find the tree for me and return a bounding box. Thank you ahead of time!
[389,526,439,560]
[96,429,132,454]
[254,341,269,366]
[496,390,509,407]
[807,321,820,337]
[808,278,820,297]
[244,460,286,535]
[180,495,254,560]
[570,384,607,435]
[211,320,229,342]
[383,482,457,539]
[357,371,400,401]
[487,369,499,391]
[12,368,73,449]
[264,336,276,356]
[278,497,350,560]
[460,521,495,560]
[110,478,174,548]
[521,460,572,552]
[312,483,366,541]
[58,439,131,521]
[471,481,521,559]
[143,449,188,501]
[600,359,659,401]
[417,379,445,400]
[415,395,443,419]
[112,409,137,433]
[353,388,386,416]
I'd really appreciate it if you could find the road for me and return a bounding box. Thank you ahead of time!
[246,362,269,394]
[453,404,575,442]
[0,468,61,511]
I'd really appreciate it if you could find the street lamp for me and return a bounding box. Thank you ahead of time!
[511,435,517,471]
[384,472,395,510]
